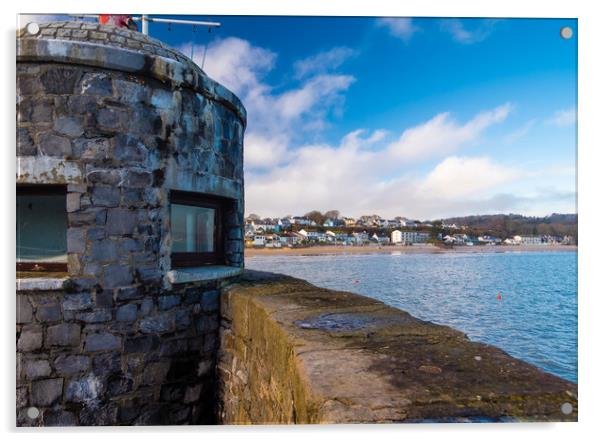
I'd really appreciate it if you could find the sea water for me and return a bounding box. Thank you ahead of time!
[246,251,578,383]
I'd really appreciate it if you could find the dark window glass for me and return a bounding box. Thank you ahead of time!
[170,191,225,267]
[171,204,216,253]
[16,186,67,272]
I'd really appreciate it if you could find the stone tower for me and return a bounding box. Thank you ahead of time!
[16,20,245,425]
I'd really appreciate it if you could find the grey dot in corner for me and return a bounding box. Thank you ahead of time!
[27,407,40,419]
[561,402,573,415]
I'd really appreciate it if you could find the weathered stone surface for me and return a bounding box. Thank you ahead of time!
[63,293,93,311]
[91,187,120,207]
[16,20,246,426]
[66,192,81,212]
[40,67,81,94]
[54,116,84,137]
[102,264,133,288]
[80,72,113,96]
[31,378,63,407]
[158,295,180,310]
[116,304,137,322]
[123,169,153,188]
[116,286,142,301]
[86,169,122,185]
[218,272,579,424]
[35,303,62,322]
[24,359,52,379]
[201,290,219,313]
[124,335,156,353]
[139,312,175,334]
[17,296,33,324]
[18,327,43,351]
[85,332,121,352]
[67,227,85,253]
[76,309,112,323]
[17,128,36,155]
[105,208,137,235]
[54,355,90,375]
[46,323,80,347]
[90,240,118,261]
[66,375,103,403]
[44,410,78,426]
[39,133,72,157]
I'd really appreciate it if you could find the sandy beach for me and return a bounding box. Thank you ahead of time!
[245,244,577,257]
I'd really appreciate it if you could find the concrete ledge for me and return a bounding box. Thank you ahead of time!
[218,270,578,424]
[167,266,243,284]
[16,277,67,291]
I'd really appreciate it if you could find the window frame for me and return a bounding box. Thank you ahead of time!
[169,190,226,268]
[16,184,68,273]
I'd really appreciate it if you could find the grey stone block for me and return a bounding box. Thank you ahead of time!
[139,312,174,334]
[86,169,122,185]
[90,240,118,261]
[116,304,137,322]
[16,296,33,324]
[124,335,156,353]
[102,264,133,289]
[46,323,80,347]
[123,169,153,188]
[76,309,112,323]
[43,410,78,426]
[91,186,120,207]
[80,72,113,96]
[39,133,72,157]
[31,378,63,407]
[18,327,43,351]
[158,295,180,310]
[65,375,103,403]
[24,359,52,380]
[67,228,85,253]
[63,293,93,311]
[17,128,36,156]
[84,332,121,352]
[54,354,90,375]
[35,303,62,322]
[200,290,219,313]
[66,193,81,212]
[116,286,142,301]
[106,208,137,235]
[54,116,84,137]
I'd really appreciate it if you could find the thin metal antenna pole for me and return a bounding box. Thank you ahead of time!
[141,14,149,35]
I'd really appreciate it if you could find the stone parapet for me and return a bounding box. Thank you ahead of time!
[217,271,578,423]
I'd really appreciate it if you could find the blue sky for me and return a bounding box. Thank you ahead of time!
[25,15,577,220]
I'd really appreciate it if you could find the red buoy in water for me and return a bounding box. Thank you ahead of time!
[497,292,502,301]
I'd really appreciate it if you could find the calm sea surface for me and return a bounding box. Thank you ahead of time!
[246,251,577,383]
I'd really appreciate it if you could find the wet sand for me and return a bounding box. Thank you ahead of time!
[245,244,577,257]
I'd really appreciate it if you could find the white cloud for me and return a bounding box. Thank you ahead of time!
[378,18,420,42]
[417,156,520,199]
[440,19,500,44]
[293,47,356,79]
[386,103,511,161]
[547,107,576,127]
[245,105,531,219]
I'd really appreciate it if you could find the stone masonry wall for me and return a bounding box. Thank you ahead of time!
[17,281,220,425]
[218,271,578,424]
[16,21,246,426]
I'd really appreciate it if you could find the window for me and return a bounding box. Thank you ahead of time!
[170,191,225,267]
[16,185,67,273]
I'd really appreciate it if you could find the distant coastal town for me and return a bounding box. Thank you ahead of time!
[244,211,577,249]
